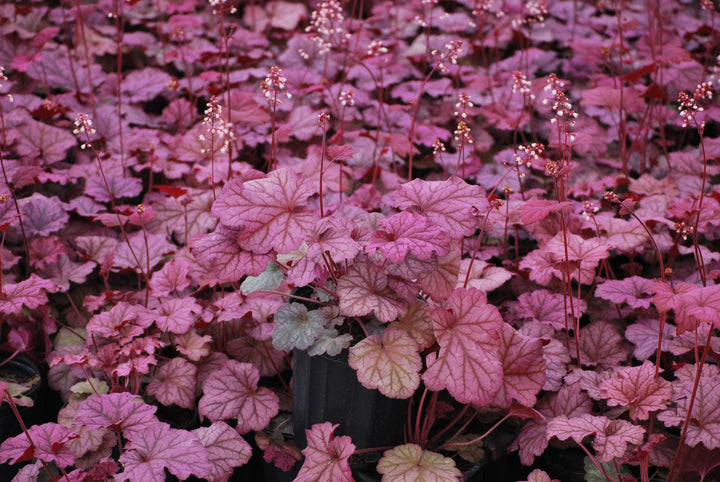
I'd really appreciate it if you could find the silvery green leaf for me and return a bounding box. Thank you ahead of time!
[272,303,325,351]
[308,329,352,356]
[240,262,284,294]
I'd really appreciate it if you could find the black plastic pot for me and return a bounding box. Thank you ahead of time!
[292,349,408,472]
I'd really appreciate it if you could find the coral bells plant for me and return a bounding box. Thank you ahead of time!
[2,0,720,481]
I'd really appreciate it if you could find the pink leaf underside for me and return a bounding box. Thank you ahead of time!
[146,358,198,409]
[514,289,587,329]
[116,422,211,482]
[0,423,76,467]
[193,422,252,482]
[74,392,158,441]
[376,444,462,482]
[349,328,421,399]
[337,261,406,322]
[113,232,174,272]
[599,360,672,421]
[518,199,572,225]
[191,224,272,283]
[198,359,279,433]
[657,374,720,449]
[135,297,201,334]
[570,321,630,368]
[492,324,546,408]
[595,276,655,309]
[18,193,69,236]
[392,177,486,238]
[367,211,450,263]
[211,168,318,254]
[0,273,57,315]
[296,423,355,482]
[547,414,645,463]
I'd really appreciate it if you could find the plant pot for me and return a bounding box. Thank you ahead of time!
[292,349,408,471]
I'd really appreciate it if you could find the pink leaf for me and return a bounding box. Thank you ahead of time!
[146,358,198,409]
[677,284,720,333]
[193,422,252,482]
[658,374,720,449]
[43,255,95,292]
[148,259,193,297]
[0,423,77,467]
[570,321,630,368]
[13,116,76,165]
[116,422,211,481]
[376,444,462,481]
[337,261,406,322]
[349,328,421,399]
[393,177,486,238]
[305,216,362,263]
[85,175,143,202]
[423,288,503,404]
[74,392,158,441]
[212,169,318,253]
[191,225,273,284]
[86,302,143,341]
[367,212,450,263]
[121,67,173,102]
[547,414,645,463]
[514,289,586,330]
[418,242,461,302]
[113,232,174,273]
[18,193,69,237]
[295,423,355,482]
[423,346,502,405]
[595,276,655,309]
[226,336,286,377]
[625,318,674,361]
[518,199,572,225]
[599,361,672,421]
[430,288,501,350]
[457,259,513,293]
[390,300,435,350]
[136,297,201,334]
[0,273,57,315]
[175,331,213,362]
[492,324,546,408]
[146,190,217,242]
[198,360,279,433]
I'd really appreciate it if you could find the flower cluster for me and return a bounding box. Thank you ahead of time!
[261,66,292,105]
[306,0,349,54]
[198,96,233,154]
[678,81,713,128]
[431,40,463,72]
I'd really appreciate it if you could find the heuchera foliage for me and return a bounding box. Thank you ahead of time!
[1,0,720,480]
